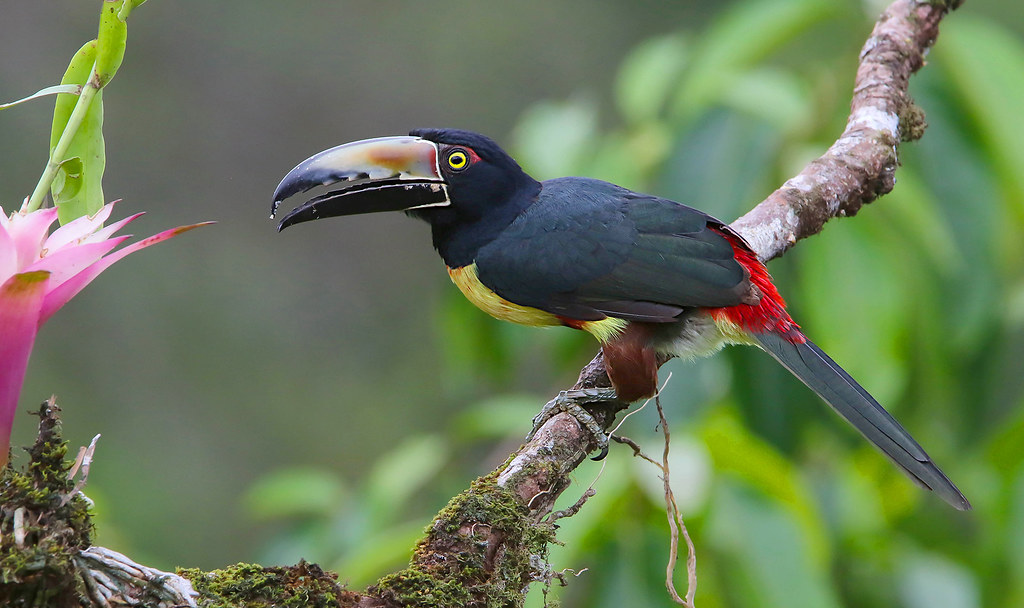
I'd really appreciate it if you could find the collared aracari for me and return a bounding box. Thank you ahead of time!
[271,128,969,510]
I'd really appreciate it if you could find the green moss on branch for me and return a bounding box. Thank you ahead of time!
[371,473,556,608]
[178,561,355,608]
[0,400,94,607]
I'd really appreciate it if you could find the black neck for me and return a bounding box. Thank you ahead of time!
[412,180,540,268]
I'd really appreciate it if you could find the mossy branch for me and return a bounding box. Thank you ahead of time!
[0,1,962,606]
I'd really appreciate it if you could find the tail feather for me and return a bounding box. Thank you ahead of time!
[752,331,970,511]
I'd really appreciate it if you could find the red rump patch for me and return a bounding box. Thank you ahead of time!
[707,229,804,343]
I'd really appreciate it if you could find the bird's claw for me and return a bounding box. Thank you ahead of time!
[527,388,619,460]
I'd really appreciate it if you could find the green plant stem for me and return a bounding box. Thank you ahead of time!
[117,0,139,21]
[22,64,99,214]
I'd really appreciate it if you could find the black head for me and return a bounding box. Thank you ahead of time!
[405,127,538,226]
[271,129,541,265]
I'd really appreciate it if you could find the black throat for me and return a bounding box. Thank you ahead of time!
[407,179,540,268]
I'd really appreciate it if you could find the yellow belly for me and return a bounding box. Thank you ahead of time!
[447,264,627,343]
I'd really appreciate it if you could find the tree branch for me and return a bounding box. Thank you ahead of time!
[732,0,963,261]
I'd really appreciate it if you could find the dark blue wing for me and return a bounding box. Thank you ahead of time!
[474,177,751,322]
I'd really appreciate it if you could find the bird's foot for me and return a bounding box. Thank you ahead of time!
[527,388,620,460]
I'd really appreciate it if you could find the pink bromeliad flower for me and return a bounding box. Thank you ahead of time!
[0,201,205,465]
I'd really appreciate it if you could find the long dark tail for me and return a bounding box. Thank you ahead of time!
[752,331,970,511]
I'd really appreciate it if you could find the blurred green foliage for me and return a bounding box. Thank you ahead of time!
[242,1,1024,606]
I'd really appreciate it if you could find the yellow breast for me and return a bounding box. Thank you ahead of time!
[446,264,628,343]
[447,264,560,328]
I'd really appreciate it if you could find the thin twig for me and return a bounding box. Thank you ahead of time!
[653,394,696,607]
[548,489,596,524]
[60,434,100,507]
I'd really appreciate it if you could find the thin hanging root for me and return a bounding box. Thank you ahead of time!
[610,373,696,607]
[654,393,696,607]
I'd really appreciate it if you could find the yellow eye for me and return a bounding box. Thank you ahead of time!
[447,149,469,171]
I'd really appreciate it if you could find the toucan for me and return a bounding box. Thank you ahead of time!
[271,128,969,510]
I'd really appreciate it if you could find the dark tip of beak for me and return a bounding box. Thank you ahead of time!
[271,169,360,220]
[271,161,377,219]
[275,180,449,232]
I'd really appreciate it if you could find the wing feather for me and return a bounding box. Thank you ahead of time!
[474,177,750,322]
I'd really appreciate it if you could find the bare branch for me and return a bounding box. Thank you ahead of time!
[732,0,963,262]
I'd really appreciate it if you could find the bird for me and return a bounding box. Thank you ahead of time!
[271,128,970,510]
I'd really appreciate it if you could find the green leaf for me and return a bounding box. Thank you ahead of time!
[363,435,447,529]
[700,408,830,564]
[718,67,811,135]
[936,16,1024,214]
[1006,469,1024,587]
[986,405,1024,478]
[0,84,81,111]
[906,83,1002,352]
[656,108,780,221]
[95,1,130,87]
[511,98,599,179]
[451,394,539,441]
[333,520,427,587]
[672,0,839,119]
[51,157,85,201]
[50,40,105,224]
[615,33,689,125]
[541,454,633,558]
[243,467,347,520]
[631,432,713,514]
[438,287,513,386]
[706,483,842,608]
[796,215,910,404]
[586,126,673,191]
[875,167,964,276]
[898,552,980,608]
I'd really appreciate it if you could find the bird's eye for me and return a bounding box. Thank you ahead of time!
[446,149,469,171]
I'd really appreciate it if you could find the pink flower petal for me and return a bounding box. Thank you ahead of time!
[82,212,144,245]
[25,237,130,288]
[0,217,16,280]
[44,202,115,253]
[1,207,59,277]
[0,270,50,466]
[38,222,211,325]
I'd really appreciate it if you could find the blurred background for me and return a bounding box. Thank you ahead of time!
[2,1,1024,606]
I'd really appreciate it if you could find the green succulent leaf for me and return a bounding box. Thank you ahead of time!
[49,40,105,224]
[95,0,129,88]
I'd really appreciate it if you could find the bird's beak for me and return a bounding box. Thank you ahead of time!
[271,136,449,231]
